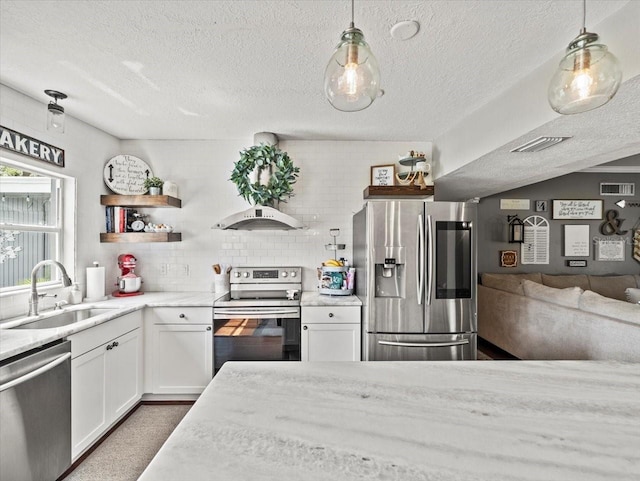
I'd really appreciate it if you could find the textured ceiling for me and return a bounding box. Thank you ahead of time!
[1,0,638,201]
[0,0,631,142]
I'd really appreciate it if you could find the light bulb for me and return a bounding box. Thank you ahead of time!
[570,70,594,99]
[341,62,359,96]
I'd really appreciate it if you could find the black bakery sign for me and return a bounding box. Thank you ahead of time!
[0,125,65,167]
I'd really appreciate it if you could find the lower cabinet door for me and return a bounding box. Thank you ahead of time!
[151,324,213,394]
[71,343,108,459]
[108,328,143,420]
[302,323,361,362]
[71,327,142,460]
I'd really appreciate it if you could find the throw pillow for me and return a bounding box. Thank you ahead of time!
[579,290,640,325]
[626,288,640,304]
[522,280,583,309]
[541,274,590,291]
[588,275,636,301]
[480,273,541,295]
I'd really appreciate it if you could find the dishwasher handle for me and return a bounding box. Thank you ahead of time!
[0,352,71,392]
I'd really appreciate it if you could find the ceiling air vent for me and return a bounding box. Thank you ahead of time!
[600,182,635,196]
[510,136,572,153]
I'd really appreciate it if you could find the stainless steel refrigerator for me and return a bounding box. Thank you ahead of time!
[353,201,477,361]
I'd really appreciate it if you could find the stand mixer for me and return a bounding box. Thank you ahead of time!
[113,253,143,297]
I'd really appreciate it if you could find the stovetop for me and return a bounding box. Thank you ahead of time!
[213,294,300,308]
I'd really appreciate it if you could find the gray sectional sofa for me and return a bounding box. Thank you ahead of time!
[478,273,640,361]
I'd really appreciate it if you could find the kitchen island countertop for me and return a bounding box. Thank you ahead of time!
[139,360,640,481]
[0,291,222,361]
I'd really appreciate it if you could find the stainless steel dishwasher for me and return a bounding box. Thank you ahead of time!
[1,340,71,481]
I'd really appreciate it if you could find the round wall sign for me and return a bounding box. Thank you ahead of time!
[103,155,153,195]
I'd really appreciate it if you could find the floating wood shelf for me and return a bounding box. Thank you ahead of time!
[363,185,434,198]
[100,195,182,208]
[100,232,182,243]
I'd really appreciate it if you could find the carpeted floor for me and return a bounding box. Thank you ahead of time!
[62,404,191,481]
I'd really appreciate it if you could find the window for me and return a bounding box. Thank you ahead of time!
[0,161,64,290]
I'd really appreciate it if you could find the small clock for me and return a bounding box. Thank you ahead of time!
[131,220,145,232]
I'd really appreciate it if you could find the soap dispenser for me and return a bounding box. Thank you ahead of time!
[70,283,83,305]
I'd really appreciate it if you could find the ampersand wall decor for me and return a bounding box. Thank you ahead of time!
[599,209,628,236]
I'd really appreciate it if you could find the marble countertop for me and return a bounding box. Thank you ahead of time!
[301,291,361,306]
[0,291,220,361]
[139,360,640,481]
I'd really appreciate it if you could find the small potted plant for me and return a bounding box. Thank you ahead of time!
[144,176,164,195]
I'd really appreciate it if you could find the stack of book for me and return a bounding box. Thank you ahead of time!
[105,206,137,233]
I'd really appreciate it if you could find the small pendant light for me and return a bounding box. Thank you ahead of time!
[548,0,622,115]
[45,90,67,133]
[324,0,381,112]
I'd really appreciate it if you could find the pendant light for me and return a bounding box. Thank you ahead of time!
[548,0,622,115]
[45,90,67,133]
[324,0,380,112]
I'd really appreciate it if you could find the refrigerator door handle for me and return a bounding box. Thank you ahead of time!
[417,214,425,305]
[378,340,469,348]
[426,214,434,305]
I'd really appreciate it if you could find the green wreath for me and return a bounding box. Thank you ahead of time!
[230,144,300,206]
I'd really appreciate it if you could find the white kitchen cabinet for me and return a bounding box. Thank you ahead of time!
[145,307,213,395]
[70,311,143,459]
[301,306,361,362]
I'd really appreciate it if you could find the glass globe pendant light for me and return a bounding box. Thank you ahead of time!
[548,0,622,115]
[324,0,380,112]
[45,90,67,133]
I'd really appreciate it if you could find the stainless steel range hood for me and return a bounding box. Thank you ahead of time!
[214,206,304,230]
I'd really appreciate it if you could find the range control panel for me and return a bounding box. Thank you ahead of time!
[230,267,302,284]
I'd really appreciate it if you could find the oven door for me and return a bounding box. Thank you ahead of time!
[213,307,301,373]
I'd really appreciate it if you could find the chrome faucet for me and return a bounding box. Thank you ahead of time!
[28,260,73,316]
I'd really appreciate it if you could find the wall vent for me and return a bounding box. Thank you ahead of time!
[600,182,635,196]
[510,136,572,153]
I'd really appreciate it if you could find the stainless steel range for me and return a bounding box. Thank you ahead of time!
[213,267,302,373]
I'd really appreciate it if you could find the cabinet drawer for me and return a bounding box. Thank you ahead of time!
[69,311,142,359]
[149,307,211,325]
[302,306,360,324]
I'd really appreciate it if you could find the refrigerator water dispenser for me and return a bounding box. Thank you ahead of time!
[374,258,405,298]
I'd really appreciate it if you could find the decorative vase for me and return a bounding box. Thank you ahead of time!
[148,187,161,195]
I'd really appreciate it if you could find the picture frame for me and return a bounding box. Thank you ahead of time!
[552,200,603,219]
[535,200,548,212]
[500,250,518,268]
[563,225,590,257]
[595,239,625,261]
[370,164,395,186]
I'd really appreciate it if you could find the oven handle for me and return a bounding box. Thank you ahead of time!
[214,308,300,319]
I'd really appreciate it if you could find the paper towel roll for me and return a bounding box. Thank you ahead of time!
[85,265,106,301]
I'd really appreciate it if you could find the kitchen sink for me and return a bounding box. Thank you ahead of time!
[12,308,118,330]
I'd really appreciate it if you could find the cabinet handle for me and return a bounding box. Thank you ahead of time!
[106,344,113,350]
[303,325,308,330]
[328,313,334,318]
[206,326,212,331]
[112,341,119,348]
[179,313,186,318]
